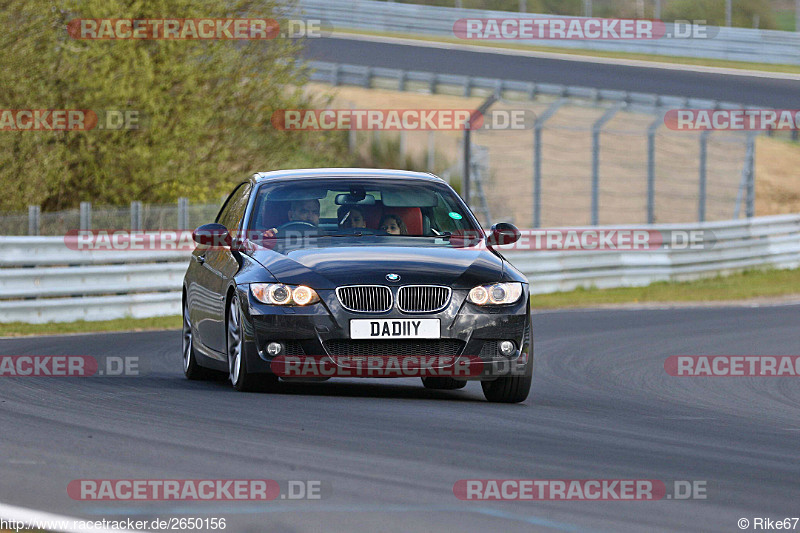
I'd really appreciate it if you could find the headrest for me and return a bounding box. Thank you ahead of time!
[381,207,423,235]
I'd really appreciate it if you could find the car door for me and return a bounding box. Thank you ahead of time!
[192,182,251,355]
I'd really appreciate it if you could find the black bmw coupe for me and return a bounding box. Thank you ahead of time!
[182,168,532,403]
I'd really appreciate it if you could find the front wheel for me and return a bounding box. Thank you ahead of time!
[183,301,211,380]
[481,362,532,403]
[227,294,265,392]
[482,324,534,403]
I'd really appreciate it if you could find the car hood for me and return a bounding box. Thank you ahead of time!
[248,242,504,289]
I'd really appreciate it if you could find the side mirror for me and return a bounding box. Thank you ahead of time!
[192,223,231,248]
[487,223,520,246]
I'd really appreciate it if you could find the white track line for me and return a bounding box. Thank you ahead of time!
[0,501,149,533]
[329,32,800,80]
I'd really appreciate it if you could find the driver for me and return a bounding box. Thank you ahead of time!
[263,199,320,237]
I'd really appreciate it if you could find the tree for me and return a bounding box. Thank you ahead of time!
[0,0,350,211]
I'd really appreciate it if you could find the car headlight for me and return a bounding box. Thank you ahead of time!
[468,282,523,305]
[250,283,320,306]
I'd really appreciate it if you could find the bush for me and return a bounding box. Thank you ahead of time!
[662,0,777,29]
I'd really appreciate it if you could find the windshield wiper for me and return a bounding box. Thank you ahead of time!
[323,232,367,238]
[396,232,452,239]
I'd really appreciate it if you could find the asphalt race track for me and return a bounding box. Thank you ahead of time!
[1,305,798,532]
[301,37,800,109]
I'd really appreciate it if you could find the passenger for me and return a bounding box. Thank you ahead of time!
[379,214,408,235]
[338,206,367,229]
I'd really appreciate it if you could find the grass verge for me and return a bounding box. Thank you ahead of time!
[531,267,800,308]
[336,29,800,75]
[0,315,182,337]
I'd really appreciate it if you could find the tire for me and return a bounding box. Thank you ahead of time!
[421,377,467,390]
[227,294,267,392]
[183,301,212,380]
[481,362,532,403]
[481,323,534,403]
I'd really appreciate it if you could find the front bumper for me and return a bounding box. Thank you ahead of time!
[235,284,532,381]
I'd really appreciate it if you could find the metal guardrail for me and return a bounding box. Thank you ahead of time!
[1,215,799,323]
[304,60,746,111]
[504,214,800,293]
[0,235,189,323]
[297,0,800,66]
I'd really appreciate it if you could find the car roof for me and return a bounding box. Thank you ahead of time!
[251,168,445,183]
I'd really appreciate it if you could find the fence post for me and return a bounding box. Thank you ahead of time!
[725,0,732,27]
[27,205,40,236]
[131,201,143,230]
[591,104,623,225]
[399,130,407,159]
[348,128,357,154]
[746,133,756,217]
[80,202,92,231]
[526,82,537,101]
[348,102,357,153]
[698,130,710,222]
[533,99,566,228]
[427,131,435,171]
[796,0,800,32]
[178,197,189,230]
[463,128,471,207]
[363,66,372,89]
[331,63,340,86]
[463,93,498,209]
[646,111,665,224]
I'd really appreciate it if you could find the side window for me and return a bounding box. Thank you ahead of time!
[216,183,251,232]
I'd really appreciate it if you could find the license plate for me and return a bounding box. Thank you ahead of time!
[350,319,440,339]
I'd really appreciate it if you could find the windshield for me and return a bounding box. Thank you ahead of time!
[247,178,482,243]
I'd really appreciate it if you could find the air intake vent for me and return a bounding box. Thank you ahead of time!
[397,285,451,313]
[336,285,393,313]
[325,339,464,357]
